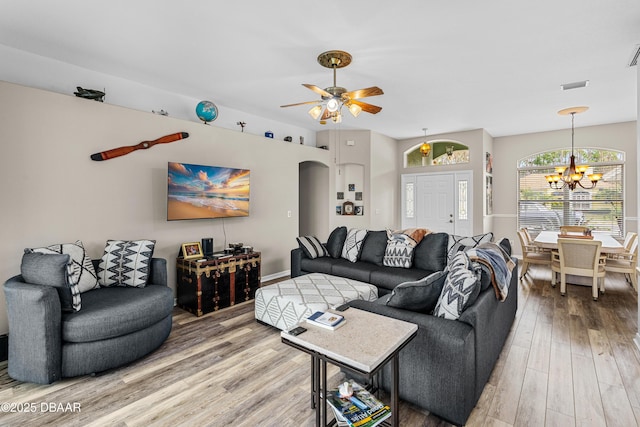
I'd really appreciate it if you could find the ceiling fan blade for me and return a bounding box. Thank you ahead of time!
[302,84,332,98]
[343,86,384,100]
[320,107,332,120]
[280,100,321,108]
[350,99,382,114]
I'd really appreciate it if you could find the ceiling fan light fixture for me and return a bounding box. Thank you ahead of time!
[308,105,323,120]
[347,103,362,117]
[332,111,342,123]
[326,98,340,113]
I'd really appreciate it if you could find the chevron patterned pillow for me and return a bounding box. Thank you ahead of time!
[383,229,418,268]
[434,251,482,320]
[97,239,156,288]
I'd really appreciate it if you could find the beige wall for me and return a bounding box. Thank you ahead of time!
[492,121,637,256]
[0,81,330,334]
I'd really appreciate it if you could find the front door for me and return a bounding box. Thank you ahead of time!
[401,171,472,235]
[416,174,455,233]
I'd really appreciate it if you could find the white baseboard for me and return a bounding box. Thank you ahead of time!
[262,270,290,283]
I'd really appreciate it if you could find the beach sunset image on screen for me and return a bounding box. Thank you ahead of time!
[167,162,250,220]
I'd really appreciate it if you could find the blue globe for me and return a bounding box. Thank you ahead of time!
[196,100,218,124]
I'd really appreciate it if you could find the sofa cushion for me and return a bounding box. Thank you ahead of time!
[447,232,494,261]
[342,228,368,262]
[370,266,433,292]
[28,240,99,293]
[434,251,481,320]
[330,259,376,283]
[359,230,387,266]
[413,232,449,272]
[386,270,447,313]
[300,257,336,275]
[326,226,348,258]
[296,236,328,259]
[21,252,82,312]
[61,285,174,343]
[97,240,156,288]
[383,229,418,268]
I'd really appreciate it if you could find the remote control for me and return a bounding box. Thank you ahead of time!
[288,326,307,336]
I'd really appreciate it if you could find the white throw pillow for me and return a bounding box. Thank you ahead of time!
[341,229,368,262]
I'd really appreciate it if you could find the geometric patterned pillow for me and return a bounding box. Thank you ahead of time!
[383,229,418,268]
[341,229,368,262]
[296,236,329,259]
[434,251,482,320]
[28,240,99,293]
[97,240,156,288]
[447,232,494,262]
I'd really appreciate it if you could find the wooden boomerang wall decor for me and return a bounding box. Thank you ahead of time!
[90,132,189,161]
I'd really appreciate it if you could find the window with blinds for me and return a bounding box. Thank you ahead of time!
[517,149,624,237]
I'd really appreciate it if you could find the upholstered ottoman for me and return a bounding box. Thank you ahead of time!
[254,273,378,330]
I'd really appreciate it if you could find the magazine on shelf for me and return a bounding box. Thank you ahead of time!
[326,380,392,427]
[305,311,346,330]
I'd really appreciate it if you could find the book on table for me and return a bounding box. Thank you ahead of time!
[305,311,346,330]
[326,379,391,427]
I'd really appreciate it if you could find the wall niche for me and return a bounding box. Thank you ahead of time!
[336,163,364,216]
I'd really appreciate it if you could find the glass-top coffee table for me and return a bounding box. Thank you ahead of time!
[281,307,418,426]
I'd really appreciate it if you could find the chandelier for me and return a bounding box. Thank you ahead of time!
[544,106,601,190]
[419,128,431,157]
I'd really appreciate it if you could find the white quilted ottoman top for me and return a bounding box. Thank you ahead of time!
[255,273,378,331]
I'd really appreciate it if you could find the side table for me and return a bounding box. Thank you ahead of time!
[281,308,417,426]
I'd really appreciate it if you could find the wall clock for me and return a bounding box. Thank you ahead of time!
[342,201,354,215]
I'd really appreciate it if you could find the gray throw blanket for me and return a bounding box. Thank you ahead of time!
[466,242,515,301]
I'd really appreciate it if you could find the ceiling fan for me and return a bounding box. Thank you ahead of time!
[280,50,383,124]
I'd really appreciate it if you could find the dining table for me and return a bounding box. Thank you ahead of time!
[533,230,624,254]
[533,230,624,287]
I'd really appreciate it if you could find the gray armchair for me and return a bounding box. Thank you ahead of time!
[3,258,173,384]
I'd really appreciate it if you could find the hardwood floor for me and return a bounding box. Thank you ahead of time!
[1,269,639,426]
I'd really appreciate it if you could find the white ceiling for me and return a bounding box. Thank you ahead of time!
[1,0,638,139]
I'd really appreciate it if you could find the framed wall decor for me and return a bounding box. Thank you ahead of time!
[486,152,493,174]
[336,205,343,215]
[355,206,364,216]
[337,192,344,200]
[355,192,362,201]
[486,176,493,215]
[181,242,204,260]
[348,184,356,191]
[342,200,355,215]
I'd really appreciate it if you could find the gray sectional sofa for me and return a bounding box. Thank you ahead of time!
[291,227,518,426]
[292,228,450,294]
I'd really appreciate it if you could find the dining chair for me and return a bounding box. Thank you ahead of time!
[605,235,638,292]
[517,229,552,279]
[559,225,589,234]
[551,238,606,300]
[623,232,638,251]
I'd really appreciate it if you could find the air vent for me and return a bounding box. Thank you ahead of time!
[628,45,640,67]
[561,80,589,91]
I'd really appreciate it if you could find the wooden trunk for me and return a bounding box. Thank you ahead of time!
[176,252,261,316]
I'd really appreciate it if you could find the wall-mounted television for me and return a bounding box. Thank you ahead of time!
[167,162,250,220]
